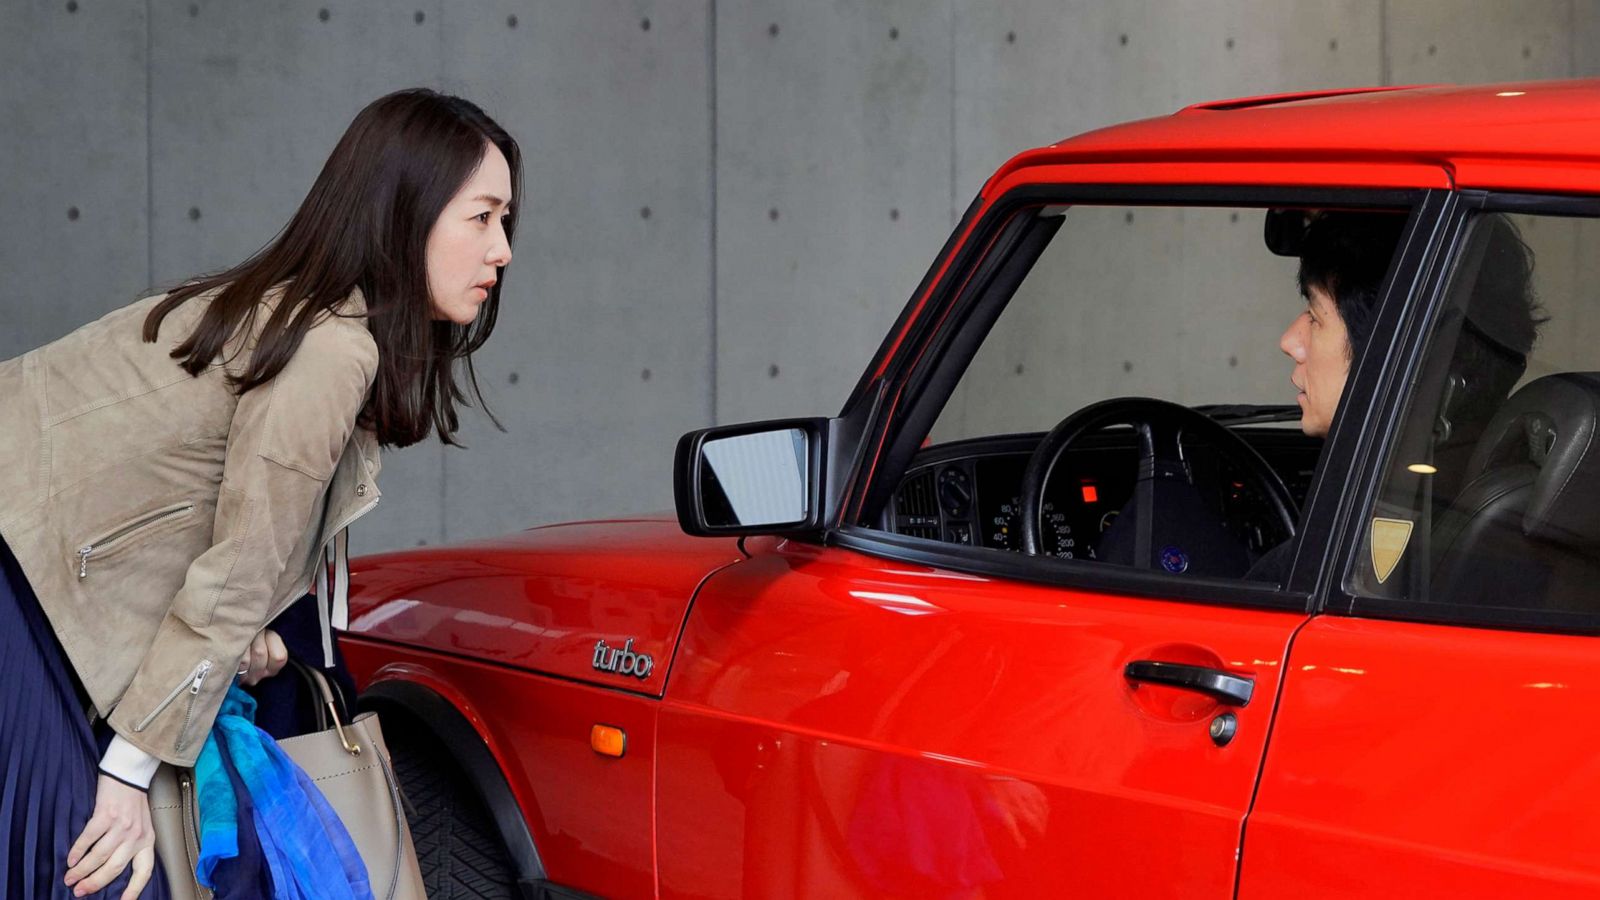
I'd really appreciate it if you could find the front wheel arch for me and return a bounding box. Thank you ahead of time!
[360,679,546,889]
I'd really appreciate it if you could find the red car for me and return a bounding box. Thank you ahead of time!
[342,79,1600,899]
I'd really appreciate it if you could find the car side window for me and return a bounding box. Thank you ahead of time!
[1349,210,1600,617]
[871,201,1412,588]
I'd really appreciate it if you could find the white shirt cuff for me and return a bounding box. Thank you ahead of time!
[99,734,162,790]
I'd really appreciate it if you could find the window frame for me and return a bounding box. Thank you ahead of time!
[828,184,1442,614]
[1335,190,1600,635]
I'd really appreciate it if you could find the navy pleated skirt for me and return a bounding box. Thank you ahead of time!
[0,531,169,900]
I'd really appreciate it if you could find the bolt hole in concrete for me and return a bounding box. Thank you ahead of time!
[890,208,900,221]
[1119,33,1128,46]
[641,17,651,31]
[66,0,77,12]
[188,3,198,16]
[768,22,779,37]
[189,207,202,221]
[1225,37,1234,49]
[1329,38,1338,51]
[641,369,652,381]
[318,8,329,22]
[889,26,898,40]
[1123,360,1134,373]
[67,207,79,221]
[507,14,517,28]
[768,364,780,378]
[768,208,780,221]
[1005,30,1016,44]
[508,372,519,384]
[414,11,425,24]
[640,206,652,220]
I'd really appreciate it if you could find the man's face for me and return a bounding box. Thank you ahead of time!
[1279,283,1351,437]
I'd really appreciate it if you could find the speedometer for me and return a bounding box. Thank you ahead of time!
[989,496,1021,550]
[1043,500,1095,559]
[989,497,1095,558]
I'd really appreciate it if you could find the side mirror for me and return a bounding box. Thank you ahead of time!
[674,418,829,537]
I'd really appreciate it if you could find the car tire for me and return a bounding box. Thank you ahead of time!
[387,712,522,899]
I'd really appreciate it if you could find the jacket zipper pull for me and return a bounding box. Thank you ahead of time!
[131,658,215,734]
[173,659,214,753]
[189,660,213,695]
[78,545,93,579]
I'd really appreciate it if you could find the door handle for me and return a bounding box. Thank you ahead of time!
[1124,660,1254,706]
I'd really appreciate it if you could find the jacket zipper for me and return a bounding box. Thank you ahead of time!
[77,502,195,579]
[131,659,213,736]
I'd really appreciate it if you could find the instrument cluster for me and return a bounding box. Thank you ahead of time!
[887,432,1316,560]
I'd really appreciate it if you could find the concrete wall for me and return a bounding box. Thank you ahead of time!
[3,1,1596,554]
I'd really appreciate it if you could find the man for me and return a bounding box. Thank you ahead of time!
[1278,211,1408,439]
[1255,210,1540,581]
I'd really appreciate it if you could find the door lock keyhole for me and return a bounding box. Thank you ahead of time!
[1209,712,1237,747]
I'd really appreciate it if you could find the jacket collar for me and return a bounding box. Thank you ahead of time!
[334,284,369,319]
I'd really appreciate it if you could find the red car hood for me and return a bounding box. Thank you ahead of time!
[342,514,744,696]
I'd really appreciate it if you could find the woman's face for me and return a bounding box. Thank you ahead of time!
[426,143,514,325]
[1279,283,1352,438]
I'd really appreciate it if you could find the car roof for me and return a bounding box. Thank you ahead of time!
[990,78,1600,197]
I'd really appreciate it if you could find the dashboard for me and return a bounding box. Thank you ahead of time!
[883,430,1320,561]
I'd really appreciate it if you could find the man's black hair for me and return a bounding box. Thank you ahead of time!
[1296,211,1543,366]
[1300,210,1545,481]
[1296,211,1409,358]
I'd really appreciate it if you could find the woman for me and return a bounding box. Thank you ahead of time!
[0,87,520,898]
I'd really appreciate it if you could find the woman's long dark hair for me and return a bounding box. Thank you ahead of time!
[141,88,521,449]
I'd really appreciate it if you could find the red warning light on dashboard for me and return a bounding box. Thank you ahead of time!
[1081,484,1099,503]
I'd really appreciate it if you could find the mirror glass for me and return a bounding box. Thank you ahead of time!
[698,428,810,528]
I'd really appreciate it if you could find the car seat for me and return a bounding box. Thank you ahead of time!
[1429,372,1600,612]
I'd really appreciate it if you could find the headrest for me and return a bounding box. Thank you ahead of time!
[1466,373,1600,547]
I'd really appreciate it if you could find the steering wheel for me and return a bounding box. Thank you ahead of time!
[1019,397,1298,575]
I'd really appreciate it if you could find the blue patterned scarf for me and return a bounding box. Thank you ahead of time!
[193,684,373,900]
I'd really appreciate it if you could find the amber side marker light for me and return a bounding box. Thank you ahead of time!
[591,724,627,758]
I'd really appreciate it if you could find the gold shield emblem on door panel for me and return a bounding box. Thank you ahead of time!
[1370,517,1414,584]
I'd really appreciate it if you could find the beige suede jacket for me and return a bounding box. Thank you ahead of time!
[0,284,383,766]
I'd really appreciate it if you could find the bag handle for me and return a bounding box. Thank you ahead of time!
[286,658,362,756]
[285,658,409,899]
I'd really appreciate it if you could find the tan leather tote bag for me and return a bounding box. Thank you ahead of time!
[147,662,426,899]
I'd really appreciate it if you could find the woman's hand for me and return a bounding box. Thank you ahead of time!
[63,775,156,899]
[238,627,289,686]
